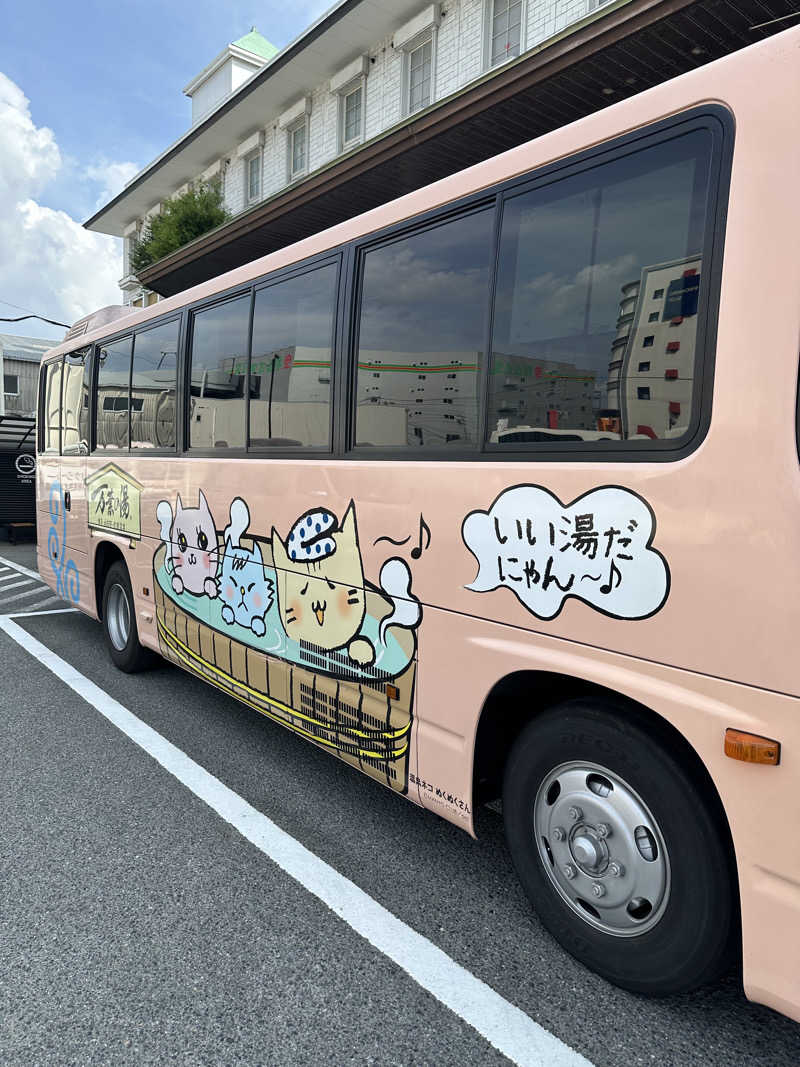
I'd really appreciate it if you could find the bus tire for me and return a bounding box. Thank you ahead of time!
[101,561,154,673]
[502,698,736,995]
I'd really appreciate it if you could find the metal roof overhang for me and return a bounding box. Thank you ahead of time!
[133,0,799,297]
[0,415,36,452]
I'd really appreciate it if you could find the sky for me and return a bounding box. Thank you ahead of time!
[0,0,333,342]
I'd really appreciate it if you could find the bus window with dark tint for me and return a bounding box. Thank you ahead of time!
[96,336,133,450]
[355,207,494,449]
[189,295,250,450]
[131,319,180,450]
[62,347,90,455]
[249,264,337,449]
[42,359,62,454]
[488,129,712,446]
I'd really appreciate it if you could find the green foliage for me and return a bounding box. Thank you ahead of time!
[131,180,230,274]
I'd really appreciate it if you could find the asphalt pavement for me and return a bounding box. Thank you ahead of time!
[1,541,799,1066]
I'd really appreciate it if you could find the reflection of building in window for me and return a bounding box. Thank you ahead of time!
[488,353,596,440]
[355,349,480,447]
[607,255,701,440]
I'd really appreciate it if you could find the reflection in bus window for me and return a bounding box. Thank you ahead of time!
[42,359,62,454]
[96,336,132,451]
[62,348,89,455]
[189,295,250,450]
[489,130,711,445]
[131,319,179,450]
[249,264,337,449]
[355,208,494,449]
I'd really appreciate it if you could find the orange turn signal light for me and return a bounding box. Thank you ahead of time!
[724,728,780,766]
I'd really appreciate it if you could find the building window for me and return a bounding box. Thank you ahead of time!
[3,374,19,396]
[246,151,261,204]
[408,38,433,113]
[489,0,523,67]
[289,122,307,180]
[643,335,655,347]
[342,84,363,149]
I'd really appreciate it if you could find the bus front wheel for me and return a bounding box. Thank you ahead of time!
[502,698,736,995]
[101,561,154,673]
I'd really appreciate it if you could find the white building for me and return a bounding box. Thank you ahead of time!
[84,0,770,306]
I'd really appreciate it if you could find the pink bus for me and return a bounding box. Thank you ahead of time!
[36,28,800,1021]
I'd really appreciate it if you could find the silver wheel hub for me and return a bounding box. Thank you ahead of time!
[534,761,670,937]
[106,583,131,652]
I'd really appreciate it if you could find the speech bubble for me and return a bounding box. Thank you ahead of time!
[462,485,669,621]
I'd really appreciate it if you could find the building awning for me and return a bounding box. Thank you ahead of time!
[0,415,36,452]
[134,0,798,298]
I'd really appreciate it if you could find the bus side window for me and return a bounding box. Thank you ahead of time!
[130,319,180,451]
[249,263,337,450]
[488,128,711,447]
[41,359,63,455]
[95,336,133,451]
[354,206,494,450]
[62,347,90,455]
[188,294,250,450]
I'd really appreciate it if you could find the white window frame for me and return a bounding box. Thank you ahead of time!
[404,33,436,116]
[484,0,527,71]
[245,149,262,206]
[339,79,366,152]
[3,373,19,397]
[287,119,309,182]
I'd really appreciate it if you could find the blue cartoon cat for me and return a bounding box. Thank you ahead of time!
[219,498,274,636]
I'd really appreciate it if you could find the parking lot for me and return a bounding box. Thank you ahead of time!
[2,541,799,1066]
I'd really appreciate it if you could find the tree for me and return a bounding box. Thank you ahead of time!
[131,180,230,274]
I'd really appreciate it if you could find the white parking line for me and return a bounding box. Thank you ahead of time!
[1,607,77,619]
[0,585,53,607]
[0,615,591,1067]
[0,579,36,594]
[0,554,41,582]
[0,572,27,584]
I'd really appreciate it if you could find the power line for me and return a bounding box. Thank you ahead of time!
[0,298,69,329]
[0,313,70,329]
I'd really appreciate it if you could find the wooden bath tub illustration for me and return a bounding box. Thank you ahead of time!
[153,536,417,794]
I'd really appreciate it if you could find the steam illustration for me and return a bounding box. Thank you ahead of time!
[378,557,422,644]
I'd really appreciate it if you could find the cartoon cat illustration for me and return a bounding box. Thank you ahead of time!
[219,497,274,636]
[160,490,219,598]
[271,502,375,666]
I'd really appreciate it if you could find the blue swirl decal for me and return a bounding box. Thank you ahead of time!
[49,481,80,604]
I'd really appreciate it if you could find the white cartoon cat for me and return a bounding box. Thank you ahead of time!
[157,490,218,598]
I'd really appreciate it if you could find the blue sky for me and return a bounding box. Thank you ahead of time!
[0,1,332,338]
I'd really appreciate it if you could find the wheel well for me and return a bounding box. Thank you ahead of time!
[473,669,741,954]
[473,671,733,837]
[93,541,125,619]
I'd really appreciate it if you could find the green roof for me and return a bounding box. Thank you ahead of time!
[232,28,278,62]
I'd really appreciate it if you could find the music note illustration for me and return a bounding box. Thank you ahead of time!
[373,513,431,559]
[411,515,431,560]
[600,559,622,595]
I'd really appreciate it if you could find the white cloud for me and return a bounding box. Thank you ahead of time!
[85,159,140,211]
[0,71,131,340]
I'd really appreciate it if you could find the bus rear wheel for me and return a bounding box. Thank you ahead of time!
[101,561,154,673]
[502,698,737,995]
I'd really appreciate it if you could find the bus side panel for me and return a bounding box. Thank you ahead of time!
[415,604,800,1022]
